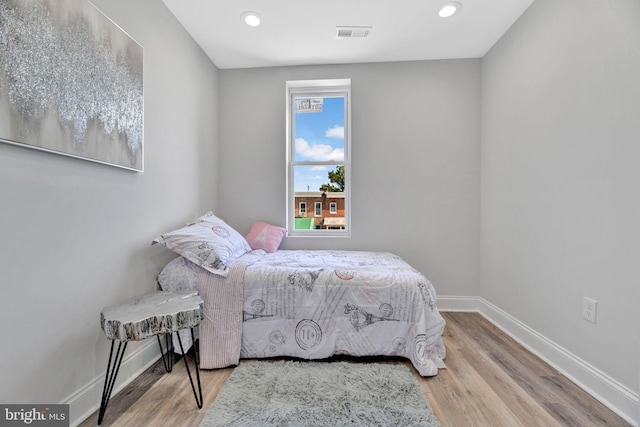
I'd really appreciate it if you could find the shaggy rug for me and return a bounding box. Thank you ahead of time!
[199,360,440,427]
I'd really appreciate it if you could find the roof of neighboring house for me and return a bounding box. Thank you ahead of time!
[294,217,315,230]
[323,217,345,227]
[294,192,345,198]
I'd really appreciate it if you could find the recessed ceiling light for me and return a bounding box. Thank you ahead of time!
[438,2,462,18]
[241,11,261,27]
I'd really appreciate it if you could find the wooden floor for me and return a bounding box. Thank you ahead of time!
[79,312,631,427]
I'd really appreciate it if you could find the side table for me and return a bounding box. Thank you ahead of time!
[98,290,204,425]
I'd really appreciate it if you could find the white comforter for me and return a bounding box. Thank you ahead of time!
[158,249,446,376]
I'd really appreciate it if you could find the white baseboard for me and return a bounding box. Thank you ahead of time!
[64,339,162,427]
[437,295,639,426]
[436,295,481,312]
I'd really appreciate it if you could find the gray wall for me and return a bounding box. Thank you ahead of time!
[3,0,637,423]
[481,0,640,394]
[0,0,219,410]
[218,60,481,297]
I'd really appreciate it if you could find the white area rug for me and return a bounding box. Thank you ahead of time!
[199,360,440,427]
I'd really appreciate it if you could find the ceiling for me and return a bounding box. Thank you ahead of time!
[162,0,535,70]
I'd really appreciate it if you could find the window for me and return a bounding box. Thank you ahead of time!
[286,79,351,236]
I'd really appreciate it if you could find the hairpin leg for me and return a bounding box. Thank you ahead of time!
[157,333,174,373]
[176,328,203,408]
[98,340,128,425]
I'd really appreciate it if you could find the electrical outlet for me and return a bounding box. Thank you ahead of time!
[582,297,597,323]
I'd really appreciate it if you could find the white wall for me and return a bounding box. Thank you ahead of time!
[481,0,639,406]
[217,60,481,297]
[0,0,219,421]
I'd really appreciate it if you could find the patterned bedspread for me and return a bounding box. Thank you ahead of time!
[158,249,446,376]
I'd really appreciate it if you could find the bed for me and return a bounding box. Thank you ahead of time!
[153,212,446,377]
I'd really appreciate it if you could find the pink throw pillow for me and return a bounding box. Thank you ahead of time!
[245,222,286,253]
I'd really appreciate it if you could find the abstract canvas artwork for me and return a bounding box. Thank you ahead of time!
[0,0,144,171]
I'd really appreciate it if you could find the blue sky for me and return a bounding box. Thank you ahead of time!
[293,96,344,192]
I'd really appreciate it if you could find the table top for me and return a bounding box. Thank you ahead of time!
[101,290,204,341]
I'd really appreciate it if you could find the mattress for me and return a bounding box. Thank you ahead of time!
[158,249,446,376]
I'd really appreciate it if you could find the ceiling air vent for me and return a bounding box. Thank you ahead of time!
[336,26,372,39]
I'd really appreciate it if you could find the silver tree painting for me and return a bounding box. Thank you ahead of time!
[0,0,143,171]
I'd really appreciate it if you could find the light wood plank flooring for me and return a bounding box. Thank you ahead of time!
[79,312,631,426]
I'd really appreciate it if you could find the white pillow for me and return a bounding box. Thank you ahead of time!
[153,212,251,277]
[157,256,202,292]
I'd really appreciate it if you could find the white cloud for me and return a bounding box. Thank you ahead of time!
[325,125,344,139]
[295,138,343,161]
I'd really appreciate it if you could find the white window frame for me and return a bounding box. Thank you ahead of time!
[329,202,337,214]
[314,202,322,217]
[286,79,351,237]
[299,202,307,216]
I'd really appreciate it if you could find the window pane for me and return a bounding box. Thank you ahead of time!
[292,164,346,230]
[294,97,345,162]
